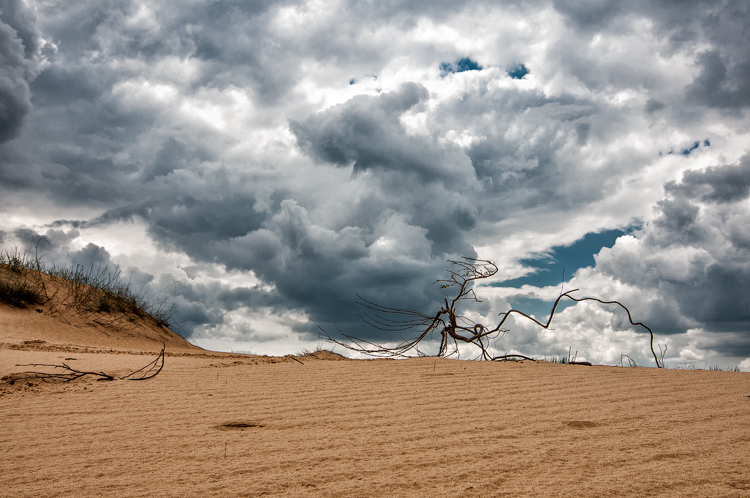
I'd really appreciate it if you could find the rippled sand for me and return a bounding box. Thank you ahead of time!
[2,302,750,496]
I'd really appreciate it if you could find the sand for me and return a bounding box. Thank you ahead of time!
[2,297,750,496]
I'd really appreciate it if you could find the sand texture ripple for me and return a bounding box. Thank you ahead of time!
[2,346,750,497]
[1,283,750,497]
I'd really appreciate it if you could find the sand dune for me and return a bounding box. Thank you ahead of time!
[2,284,750,496]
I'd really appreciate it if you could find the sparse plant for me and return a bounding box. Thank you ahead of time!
[0,248,46,307]
[550,346,581,364]
[296,343,337,357]
[677,363,696,370]
[658,344,668,368]
[617,354,638,367]
[0,244,179,329]
[321,257,664,367]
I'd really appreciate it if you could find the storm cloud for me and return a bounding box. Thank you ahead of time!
[552,154,750,363]
[0,0,44,143]
[1,0,749,366]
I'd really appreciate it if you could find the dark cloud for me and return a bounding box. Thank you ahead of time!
[344,0,483,26]
[290,83,473,184]
[199,197,467,336]
[664,154,750,204]
[13,227,112,268]
[29,64,108,106]
[575,122,590,146]
[552,0,623,29]
[0,0,43,143]
[437,86,615,213]
[589,154,750,341]
[2,0,749,363]
[644,98,665,114]
[652,197,702,244]
[686,50,750,109]
[554,0,750,110]
[29,0,302,103]
[0,0,42,57]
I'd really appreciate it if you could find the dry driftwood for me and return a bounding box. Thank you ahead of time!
[320,257,663,367]
[16,343,166,382]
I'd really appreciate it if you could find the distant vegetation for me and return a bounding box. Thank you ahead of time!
[677,363,742,373]
[709,364,742,372]
[0,247,177,328]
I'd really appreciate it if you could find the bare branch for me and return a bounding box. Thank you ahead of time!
[16,363,116,382]
[17,344,167,383]
[119,343,166,380]
[490,354,537,362]
[321,256,662,367]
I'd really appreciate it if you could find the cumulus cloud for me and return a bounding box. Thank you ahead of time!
[555,0,750,110]
[1,0,749,362]
[290,82,476,184]
[603,155,750,333]
[533,154,750,365]
[0,0,44,143]
[664,155,750,204]
[686,50,750,109]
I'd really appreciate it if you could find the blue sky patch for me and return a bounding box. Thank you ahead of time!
[494,227,633,289]
[488,227,636,321]
[665,139,710,156]
[507,64,530,79]
[682,141,700,156]
[440,57,482,77]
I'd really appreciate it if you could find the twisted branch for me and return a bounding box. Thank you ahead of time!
[17,343,166,382]
[321,257,663,367]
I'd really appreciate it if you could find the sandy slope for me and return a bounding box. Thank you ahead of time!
[0,270,200,352]
[1,298,750,496]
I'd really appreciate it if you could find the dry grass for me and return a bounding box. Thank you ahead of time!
[0,248,177,328]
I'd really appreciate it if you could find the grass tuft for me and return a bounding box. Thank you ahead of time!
[0,247,178,328]
[0,249,46,308]
[708,364,742,372]
[296,343,336,357]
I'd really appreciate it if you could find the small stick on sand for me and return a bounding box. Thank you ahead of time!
[17,343,166,382]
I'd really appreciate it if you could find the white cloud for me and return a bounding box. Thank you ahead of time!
[1,0,749,362]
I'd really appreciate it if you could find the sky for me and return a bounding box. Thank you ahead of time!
[1,0,750,369]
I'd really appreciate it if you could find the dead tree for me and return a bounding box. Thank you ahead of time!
[320,257,663,367]
[17,343,166,382]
